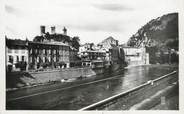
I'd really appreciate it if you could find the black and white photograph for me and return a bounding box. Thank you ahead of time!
[2,0,182,112]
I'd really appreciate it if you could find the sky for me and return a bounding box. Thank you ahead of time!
[4,0,179,44]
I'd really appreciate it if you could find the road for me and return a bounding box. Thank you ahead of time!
[6,64,178,110]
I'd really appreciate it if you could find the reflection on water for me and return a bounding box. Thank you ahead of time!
[7,65,177,110]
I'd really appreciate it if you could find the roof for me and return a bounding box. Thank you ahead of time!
[100,36,117,43]
[6,38,28,48]
[29,41,69,46]
[34,33,72,42]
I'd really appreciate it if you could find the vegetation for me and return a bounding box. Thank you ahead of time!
[71,36,80,50]
[127,13,178,64]
[33,33,81,51]
[15,61,27,71]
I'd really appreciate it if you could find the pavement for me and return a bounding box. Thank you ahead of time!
[152,95,179,110]
[151,84,179,110]
[130,82,179,110]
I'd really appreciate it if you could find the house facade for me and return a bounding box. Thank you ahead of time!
[28,41,70,70]
[6,38,29,71]
[122,46,149,66]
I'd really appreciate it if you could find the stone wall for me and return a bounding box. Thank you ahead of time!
[6,67,97,88]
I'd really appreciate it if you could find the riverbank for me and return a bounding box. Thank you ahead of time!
[6,67,96,91]
[6,64,178,110]
[6,64,178,92]
[130,82,179,110]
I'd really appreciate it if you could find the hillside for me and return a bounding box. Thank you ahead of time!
[127,13,178,64]
[127,13,178,49]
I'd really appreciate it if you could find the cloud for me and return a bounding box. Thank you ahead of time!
[66,21,124,32]
[92,3,133,11]
[4,0,178,44]
[5,5,23,16]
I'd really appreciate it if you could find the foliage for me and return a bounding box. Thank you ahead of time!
[33,33,81,50]
[166,39,178,51]
[15,61,27,70]
[127,13,178,64]
[127,13,178,48]
[72,36,80,50]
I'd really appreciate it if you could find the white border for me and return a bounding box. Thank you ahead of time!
[1,0,184,114]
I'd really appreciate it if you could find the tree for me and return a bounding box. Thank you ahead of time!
[166,39,178,51]
[72,36,80,50]
[33,36,44,42]
[15,61,27,71]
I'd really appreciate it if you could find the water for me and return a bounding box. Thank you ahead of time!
[6,64,178,110]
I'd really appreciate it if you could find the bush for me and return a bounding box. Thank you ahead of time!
[15,61,27,71]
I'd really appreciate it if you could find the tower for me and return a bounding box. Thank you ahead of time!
[63,27,67,35]
[51,26,56,34]
[40,26,45,35]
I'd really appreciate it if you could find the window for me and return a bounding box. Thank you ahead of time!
[30,49,32,54]
[53,50,56,54]
[49,49,51,54]
[37,57,39,62]
[21,50,25,54]
[8,55,13,63]
[59,50,63,55]
[15,50,19,53]
[43,57,45,63]
[22,56,25,61]
[43,49,45,54]
[35,49,37,54]
[8,48,12,53]
[16,56,19,62]
[54,56,56,62]
[39,49,42,54]
[48,56,51,62]
[30,57,32,63]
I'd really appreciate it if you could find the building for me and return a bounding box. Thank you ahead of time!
[98,36,119,49]
[122,46,149,66]
[29,26,80,69]
[6,26,81,71]
[97,36,126,65]
[79,43,95,52]
[28,41,70,70]
[79,37,125,68]
[69,46,81,67]
[80,50,106,67]
[109,46,125,64]
[6,38,29,71]
[34,26,72,46]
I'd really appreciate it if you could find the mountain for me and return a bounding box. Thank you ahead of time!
[126,13,178,64]
[127,13,178,49]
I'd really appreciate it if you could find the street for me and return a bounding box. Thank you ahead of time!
[6,64,178,110]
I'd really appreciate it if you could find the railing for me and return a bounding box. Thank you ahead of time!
[79,71,178,110]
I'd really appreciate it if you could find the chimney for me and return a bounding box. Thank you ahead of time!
[116,40,119,46]
[51,26,56,34]
[63,27,67,35]
[40,25,45,35]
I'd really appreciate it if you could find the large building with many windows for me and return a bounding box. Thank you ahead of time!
[6,26,80,71]
[6,38,75,71]
[28,41,70,70]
